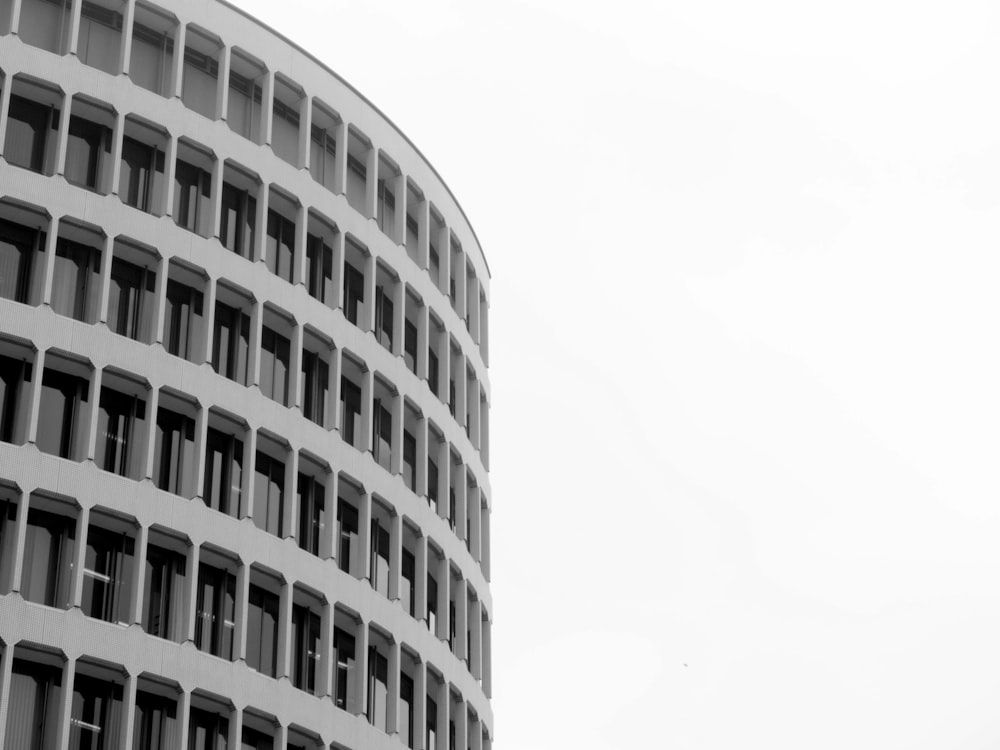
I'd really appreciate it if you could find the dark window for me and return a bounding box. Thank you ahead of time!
[173,159,210,233]
[400,673,415,749]
[154,407,195,495]
[427,571,437,634]
[253,451,284,537]
[246,583,278,677]
[265,209,295,282]
[219,182,256,258]
[52,237,100,322]
[194,562,235,660]
[291,603,321,693]
[401,548,415,618]
[0,218,42,304]
[143,544,185,641]
[305,233,333,303]
[188,706,228,750]
[343,261,363,325]
[107,258,155,341]
[0,353,31,443]
[21,507,76,607]
[297,473,324,556]
[81,525,134,623]
[429,243,440,288]
[336,499,358,574]
[6,658,63,750]
[65,115,110,190]
[37,368,88,459]
[5,95,56,172]
[426,696,438,750]
[259,326,289,406]
[301,349,328,426]
[449,598,456,652]
[427,457,439,512]
[339,376,361,448]
[203,427,243,517]
[211,301,249,385]
[133,690,177,750]
[373,398,392,470]
[163,279,202,360]
[241,726,273,750]
[374,284,393,350]
[69,672,124,750]
[369,518,389,597]
[404,319,418,373]
[95,386,145,477]
[120,136,163,212]
[403,429,416,492]
[333,626,355,711]
[367,644,388,730]
[427,348,439,397]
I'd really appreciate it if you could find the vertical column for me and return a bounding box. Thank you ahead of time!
[353,619,368,716]
[152,255,169,346]
[416,414,428,498]
[282,447,298,540]
[456,577,468,663]
[120,671,138,750]
[162,132,177,219]
[414,659,427,750]
[183,542,201,643]
[455,252,467,322]
[331,346,343,432]
[320,470,338,562]
[170,22,186,98]
[260,70,274,147]
[82,366,103,462]
[274,724,288,750]
[437,440,450,522]
[470,596,482,681]
[417,302,429,381]
[438,225,451,296]
[0,637,14,743]
[248,298,263,390]
[298,94,312,170]
[469,483,482,562]
[471,716,483,750]
[392,280,405,357]
[8,486,31,595]
[234,560,250,664]
[363,252,376,333]
[69,506,90,609]
[481,503,491,580]
[333,120,348,195]
[228,706,242,750]
[289,319,303,409]
[455,697,468,750]
[482,615,492,698]
[467,273,480,343]
[331,231,345,311]
[415,533,428,621]
[436,679,449,750]
[175,689,192,750]
[393,173,406,244]
[193,400,209,502]
[66,0,82,55]
[209,156,225,239]
[390,391,404,476]
[387,639,400,735]
[436,555,449,641]
[438,328,450,405]
[293,203,307,287]
[54,658,76,750]
[318,599,334,698]
[97,234,115,325]
[364,147,377,219]
[277,579,293,679]
[240,426,258,520]
[0,73,12,151]
[357,490,372,582]
[417,198,430,270]
[253,181,268,263]
[130,524,149,624]
[455,352,467,430]
[200,277,217,366]
[6,0,22,37]
[360,367,373,453]
[109,110,125,196]
[388,511,402,601]
[53,90,72,177]
[455,463,468,544]
[216,44,231,121]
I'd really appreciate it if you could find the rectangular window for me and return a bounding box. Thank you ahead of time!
[142,544,185,641]
[373,398,392,470]
[163,279,203,360]
[297,473,324,556]
[301,349,328,426]
[403,429,416,493]
[173,159,210,233]
[272,97,300,165]
[133,690,177,750]
[194,562,235,660]
[343,261,363,326]
[107,257,155,341]
[259,326,290,406]
[246,583,278,676]
[370,518,389,597]
[426,696,438,750]
[51,237,100,322]
[129,21,173,96]
[211,301,249,385]
[227,70,262,142]
[400,673,414,749]
[6,658,63,750]
[37,368,88,459]
[120,136,163,212]
[95,386,145,477]
[265,209,295,282]
[309,124,336,188]
[429,243,440,289]
[427,348,439,398]
[346,152,366,212]
[374,284,393,350]
[376,179,395,237]
[0,218,42,304]
[203,427,243,517]
[181,46,218,118]
[339,377,361,448]
[367,645,389,730]
[426,571,437,634]
[0,353,31,443]
[253,451,285,537]
[188,706,228,750]
[333,626,355,711]
[404,319,418,373]
[401,548,415,618]
[5,95,56,172]
[154,407,195,495]
[65,115,110,190]
[219,182,255,258]
[77,0,123,74]
[21,506,75,607]
[291,603,320,693]
[305,233,333,303]
[427,457,439,511]
[81,525,134,623]
[336,499,358,575]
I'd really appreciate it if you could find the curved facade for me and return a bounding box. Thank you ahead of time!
[0,0,492,747]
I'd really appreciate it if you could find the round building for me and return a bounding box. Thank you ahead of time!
[0,0,493,747]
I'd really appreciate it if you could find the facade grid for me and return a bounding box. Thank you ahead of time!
[0,0,493,748]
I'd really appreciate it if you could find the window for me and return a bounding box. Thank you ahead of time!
[346,150,366,212]
[246,581,279,677]
[163,279,203,360]
[259,326,289,406]
[5,95,56,172]
[426,570,437,634]
[181,41,219,118]
[77,0,123,75]
[429,243,440,290]
[173,159,210,233]
[272,91,300,165]
[401,548,415,617]
[203,426,243,517]
[253,450,284,537]
[0,217,42,304]
[343,261,363,326]
[241,725,274,750]
[400,673,415,749]
[336,498,358,575]
[6,657,63,749]
[339,376,361,448]
[291,602,320,693]
[427,347,439,398]
[227,64,262,142]
[129,16,173,96]
[333,626,355,711]
[81,524,134,623]
[21,506,76,607]
[301,349,328,426]
[0,353,31,443]
[69,671,124,749]
[188,706,229,750]
[309,123,336,188]
[51,237,100,322]
[37,367,88,459]
[404,319,418,373]
[219,182,255,258]
[297,472,324,556]
[194,561,235,660]
[427,457,439,512]
[369,517,389,597]
[143,543,185,641]
[154,406,195,496]
[107,257,155,341]
[120,135,163,213]
[374,284,393,350]
[133,690,177,750]
[376,178,395,237]
[403,429,416,492]
[306,233,333,303]
[373,398,392,470]
[265,209,295,282]
[426,695,438,750]
[65,115,110,190]
[95,385,146,478]
[367,643,388,731]
[211,301,249,385]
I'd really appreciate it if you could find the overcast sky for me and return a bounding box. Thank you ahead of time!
[235,1,1000,747]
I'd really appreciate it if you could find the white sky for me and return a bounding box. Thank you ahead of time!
[235,1,1000,747]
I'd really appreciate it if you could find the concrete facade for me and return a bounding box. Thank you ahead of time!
[0,0,492,747]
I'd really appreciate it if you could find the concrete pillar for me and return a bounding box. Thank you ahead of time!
[170,22,186,98]
[53,89,72,177]
[282,446,298,540]
[436,555,449,642]
[277,579,293,679]
[216,44,231,122]
[260,70,274,147]
[183,543,201,643]
[293,202,307,287]
[388,510,402,602]
[298,93,311,170]
[69,505,90,608]
[320,470,338,562]
[130,523,149,624]
[387,638,400,735]
[364,147,377,219]
[393,172,406,244]
[333,120,348,196]
[417,301,429,381]
[392,279,405,357]
[415,533,428,621]
[390,391,404,476]
[354,618,368,716]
